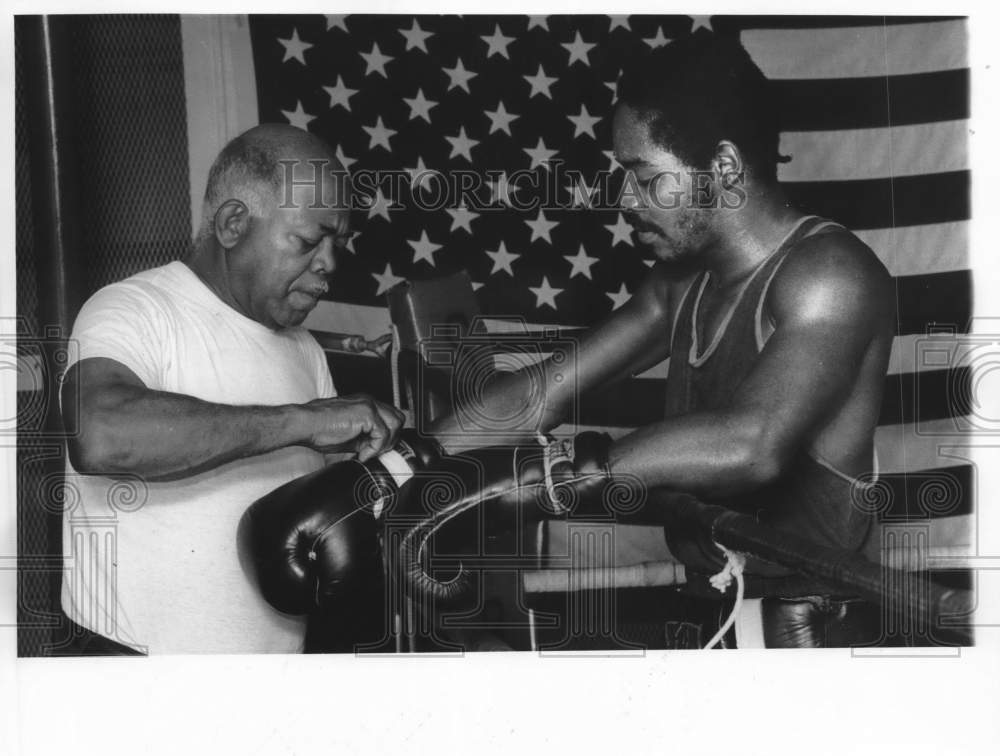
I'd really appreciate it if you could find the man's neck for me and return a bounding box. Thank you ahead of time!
[702,192,805,289]
[184,242,247,316]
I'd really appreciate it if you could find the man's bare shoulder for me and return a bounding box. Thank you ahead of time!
[769,228,894,326]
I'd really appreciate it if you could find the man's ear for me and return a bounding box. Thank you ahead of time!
[213,199,251,249]
[712,140,744,189]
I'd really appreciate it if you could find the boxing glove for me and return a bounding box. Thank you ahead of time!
[760,595,882,648]
[385,431,632,606]
[237,428,443,615]
[492,430,617,519]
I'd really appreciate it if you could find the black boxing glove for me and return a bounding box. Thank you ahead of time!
[497,430,617,519]
[237,428,443,615]
[760,596,882,648]
[385,431,634,606]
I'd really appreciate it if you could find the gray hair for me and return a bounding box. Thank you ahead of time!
[194,132,284,246]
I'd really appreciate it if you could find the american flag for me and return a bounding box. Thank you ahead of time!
[248,14,972,554]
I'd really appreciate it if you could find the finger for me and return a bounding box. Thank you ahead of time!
[363,407,393,456]
[356,437,378,464]
[372,402,404,448]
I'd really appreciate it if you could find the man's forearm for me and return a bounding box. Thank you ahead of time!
[429,368,565,453]
[608,410,781,497]
[71,384,306,480]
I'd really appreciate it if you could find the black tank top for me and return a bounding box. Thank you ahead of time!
[663,216,875,580]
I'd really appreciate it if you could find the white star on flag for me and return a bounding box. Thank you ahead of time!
[281,101,316,130]
[564,245,600,280]
[524,65,557,99]
[278,29,311,64]
[334,144,356,171]
[690,15,713,32]
[523,137,557,170]
[530,277,562,310]
[525,210,558,244]
[444,58,477,93]
[605,213,635,247]
[481,24,515,59]
[399,19,433,52]
[445,126,478,161]
[644,27,671,49]
[486,241,520,275]
[325,15,349,33]
[446,205,479,233]
[606,283,632,310]
[403,89,437,123]
[406,157,437,192]
[566,176,599,208]
[372,264,405,296]
[485,101,519,136]
[366,188,394,221]
[568,104,601,139]
[408,231,442,266]
[360,43,393,77]
[363,116,396,151]
[562,31,595,66]
[323,76,357,111]
[256,16,820,327]
[490,173,519,206]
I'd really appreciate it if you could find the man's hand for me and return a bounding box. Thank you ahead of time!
[295,395,405,462]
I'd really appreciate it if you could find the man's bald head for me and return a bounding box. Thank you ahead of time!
[196,124,348,246]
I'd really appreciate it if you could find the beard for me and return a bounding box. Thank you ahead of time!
[635,207,712,266]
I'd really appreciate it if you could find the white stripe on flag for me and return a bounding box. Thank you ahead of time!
[875,418,971,474]
[856,222,968,278]
[778,120,968,183]
[928,514,973,550]
[742,19,967,80]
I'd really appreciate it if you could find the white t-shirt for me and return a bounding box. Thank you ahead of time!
[60,261,335,654]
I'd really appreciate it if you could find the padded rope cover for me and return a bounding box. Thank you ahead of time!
[388,470,973,642]
[677,498,974,644]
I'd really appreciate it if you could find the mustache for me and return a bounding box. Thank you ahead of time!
[301,282,329,297]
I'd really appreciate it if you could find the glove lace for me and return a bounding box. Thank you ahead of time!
[703,544,747,650]
[537,433,574,513]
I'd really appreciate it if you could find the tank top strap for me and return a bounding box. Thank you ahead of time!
[668,275,702,354]
[753,217,849,349]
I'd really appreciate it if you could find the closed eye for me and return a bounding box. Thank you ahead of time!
[333,232,356,249]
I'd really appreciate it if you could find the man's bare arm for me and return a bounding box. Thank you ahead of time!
[62,357,404,480]
[610,236,894,496]
[431,264,679,452]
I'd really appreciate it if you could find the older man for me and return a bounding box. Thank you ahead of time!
[58,124,403,654]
